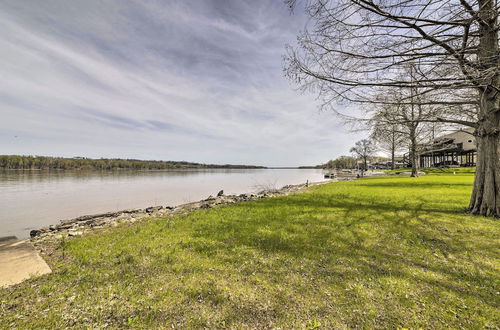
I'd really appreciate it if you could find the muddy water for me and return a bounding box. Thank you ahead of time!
[0,169,327,238]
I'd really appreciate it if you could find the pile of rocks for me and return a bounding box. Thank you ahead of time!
[30,182,322,243]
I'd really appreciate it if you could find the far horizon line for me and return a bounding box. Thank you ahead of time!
[0,154,326,169]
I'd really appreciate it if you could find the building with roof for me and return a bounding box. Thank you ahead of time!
[419,128,476,168]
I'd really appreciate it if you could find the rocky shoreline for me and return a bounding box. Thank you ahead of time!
[29,181,335,245]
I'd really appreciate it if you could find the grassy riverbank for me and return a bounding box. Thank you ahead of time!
[1,175,498,328]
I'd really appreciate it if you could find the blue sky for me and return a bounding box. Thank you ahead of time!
[0,0,363,167]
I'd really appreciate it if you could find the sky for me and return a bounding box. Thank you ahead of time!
[0,0,364,167]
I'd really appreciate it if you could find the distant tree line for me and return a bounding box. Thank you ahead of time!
[323,156,357,169]
[0,155,265,170]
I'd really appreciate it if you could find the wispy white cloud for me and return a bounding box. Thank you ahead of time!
[0,0,363,166]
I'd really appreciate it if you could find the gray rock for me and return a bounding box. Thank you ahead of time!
[30,230,40,238]
[145,206,163,213]
[30,180,322,243]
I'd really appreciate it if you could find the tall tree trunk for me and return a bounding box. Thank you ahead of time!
[409,127,419,177]
[468,99,500,217]
[362,156,367,177]
[391,132,396,170]
[468,0,500,217]
[391,148,395,170]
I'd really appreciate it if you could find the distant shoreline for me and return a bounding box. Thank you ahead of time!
[0,167,322,172]
[0,155,266,171]
[0,167,269,171]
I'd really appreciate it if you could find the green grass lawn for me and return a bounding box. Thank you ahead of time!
[1,175,498,328]
[384,167,476,175]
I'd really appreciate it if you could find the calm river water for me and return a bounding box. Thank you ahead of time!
[0,169,327,239]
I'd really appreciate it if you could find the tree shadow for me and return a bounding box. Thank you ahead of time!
[188,191,498,307]
[355,182,473,188]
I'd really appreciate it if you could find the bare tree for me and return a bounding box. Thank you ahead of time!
[350,139,376,176]
[285,0,499,217]
[370,120,406,170]
[374,83,440,176]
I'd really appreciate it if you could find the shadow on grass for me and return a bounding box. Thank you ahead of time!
[2,177,496,328]
[279,191,466,215]
[358,182,473,188]
[188,189,498,307]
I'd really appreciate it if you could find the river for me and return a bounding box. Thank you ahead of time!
[0,168,327,239]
